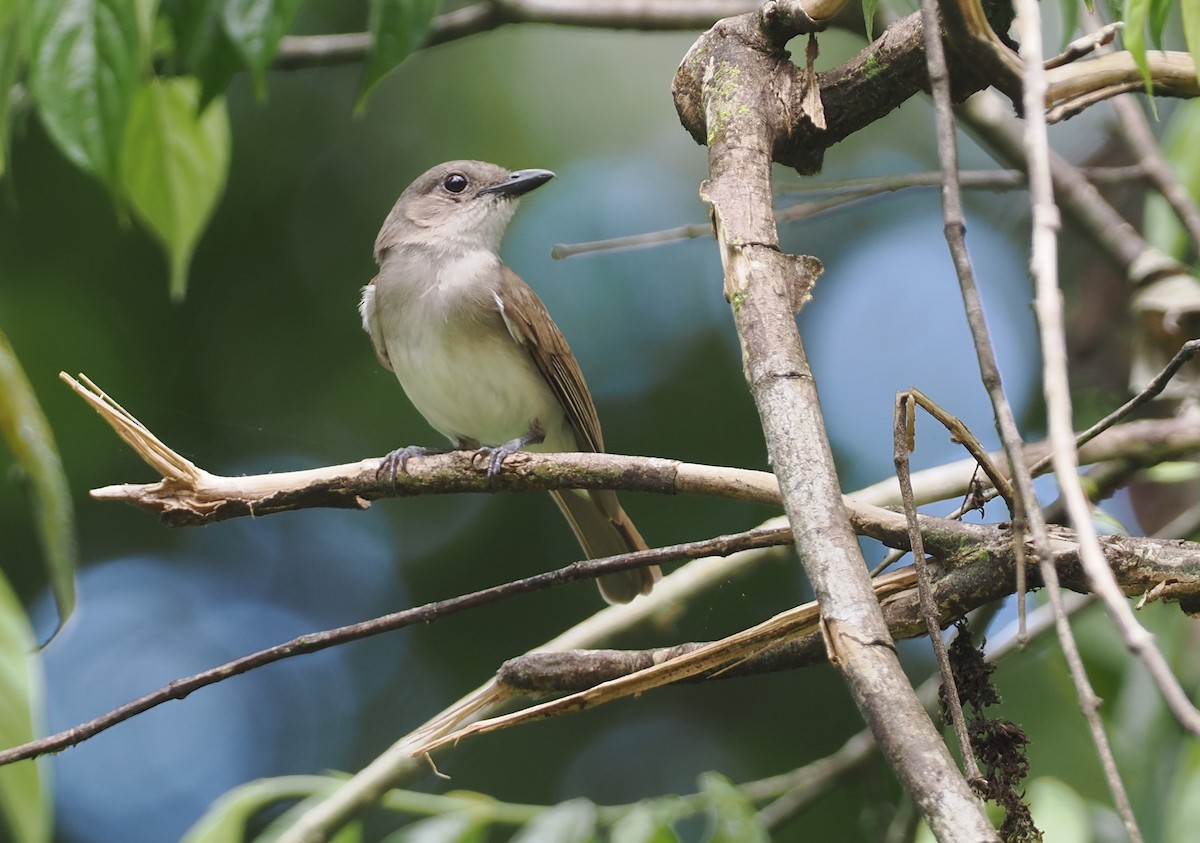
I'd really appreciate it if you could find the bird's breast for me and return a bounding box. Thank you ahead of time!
[372,251,571,448]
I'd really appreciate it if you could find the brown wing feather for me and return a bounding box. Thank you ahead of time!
[496,264,604,453]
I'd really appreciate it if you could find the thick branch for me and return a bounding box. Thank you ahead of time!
[673,9,994,840]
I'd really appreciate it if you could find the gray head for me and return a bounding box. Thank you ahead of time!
[375,160,555,262]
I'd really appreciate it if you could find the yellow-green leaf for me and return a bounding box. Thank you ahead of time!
[0,569,48,843]
[1122,0,1155,99]
[120,77,230,299]
[0,331,76,640]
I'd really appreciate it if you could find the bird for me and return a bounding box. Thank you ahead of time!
[359,160,659,603]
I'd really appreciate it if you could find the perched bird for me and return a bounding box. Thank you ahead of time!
[360,160,659,603]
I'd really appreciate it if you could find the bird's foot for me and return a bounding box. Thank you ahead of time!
[478,430,545,479]
[377,445,446,486]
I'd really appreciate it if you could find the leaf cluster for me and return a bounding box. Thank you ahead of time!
[3,0,438,297]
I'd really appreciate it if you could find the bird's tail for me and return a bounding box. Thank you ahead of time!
[550,489,660,603]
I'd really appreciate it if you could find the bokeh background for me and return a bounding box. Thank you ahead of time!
[1,4,1193,841]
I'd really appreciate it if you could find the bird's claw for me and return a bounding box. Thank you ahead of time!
[377,445,434,487]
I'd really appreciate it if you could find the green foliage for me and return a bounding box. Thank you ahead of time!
[220,0,305,98]
[509,799,598,842]
[861,0,880,43]
[1123,0,1200,103]
[9,0,443,297]
[179,773,784,841]
[180,775,355,843]
[0,569,49,843]
[698,774,769,843]
[27,0,146,188]
[0,0,27,177]
[0,332,76,637]
[1144,100,1200,260]
[359,0,438,111]
[1122,0,1156,97]
[119,77,230,298]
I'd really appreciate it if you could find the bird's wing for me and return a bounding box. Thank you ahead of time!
[358,277,393,371]
[494,264,603,453]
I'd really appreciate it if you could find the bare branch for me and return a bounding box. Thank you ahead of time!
[273,1,763,70]
[0,524,790,768]
[672,6,996,838]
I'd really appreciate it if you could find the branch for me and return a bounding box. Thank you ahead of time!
[498,508,1200,694]
[672,6,995,841]
[273,1,764,70]
[0,524,791,767]
[59,373,781,523]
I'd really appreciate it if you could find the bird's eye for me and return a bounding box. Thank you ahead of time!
[442,173,469,194]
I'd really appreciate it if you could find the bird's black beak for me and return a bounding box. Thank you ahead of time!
[478,169,555,198]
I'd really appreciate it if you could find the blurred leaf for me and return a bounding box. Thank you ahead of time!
[1144,99,1200,259]
[1149,0,1173,48]
[357,0,438,111]
[220,0,306,99]
[164,0,247,108]
[0,0,27,177]
[380,813,485,843]
[699,773,768,843]
[1028,778,1089,843]
[861,0,879,41]
[609,803,680,843]
[1059,0,1079,49]
[28,0,145,188]
[509,799,597,843]
[181,774,349,842]
[1142,460,1200,483]
[0,568,49,843]
[1122,0,1154,99]
[1185,0,1200,95]
[1165,739,1200,843]
[120,77,230,298]
[0,332,76,638]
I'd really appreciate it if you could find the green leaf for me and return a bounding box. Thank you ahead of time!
[380,813,485,843]
[28,0,145,188]
[861,0,879,42]
[1144,99,1200,259]
[510,800,597,843]
[164,0,248,109]
[221,0,306,99]
[119,77,230,298]
[1149,0,1173,48]
[609,803,681,843]
[1059,0,1079,50]
[699,773,768,843]
[357,0,438,111]
[1184,0,1200,98]
[0,568,49,843]
[182,775,346,843]
[1028,778,1090,843]
[0,332,77,638]
[1122,0,1155,98]
[0,0,28,178]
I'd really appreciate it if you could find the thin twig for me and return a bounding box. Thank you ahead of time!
[894,393,982,784]
[0,526,789,767]
[1016,4,1146,839]
[919,0,1033,641]
[553,166,1150,259]
[273,524,793,843]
